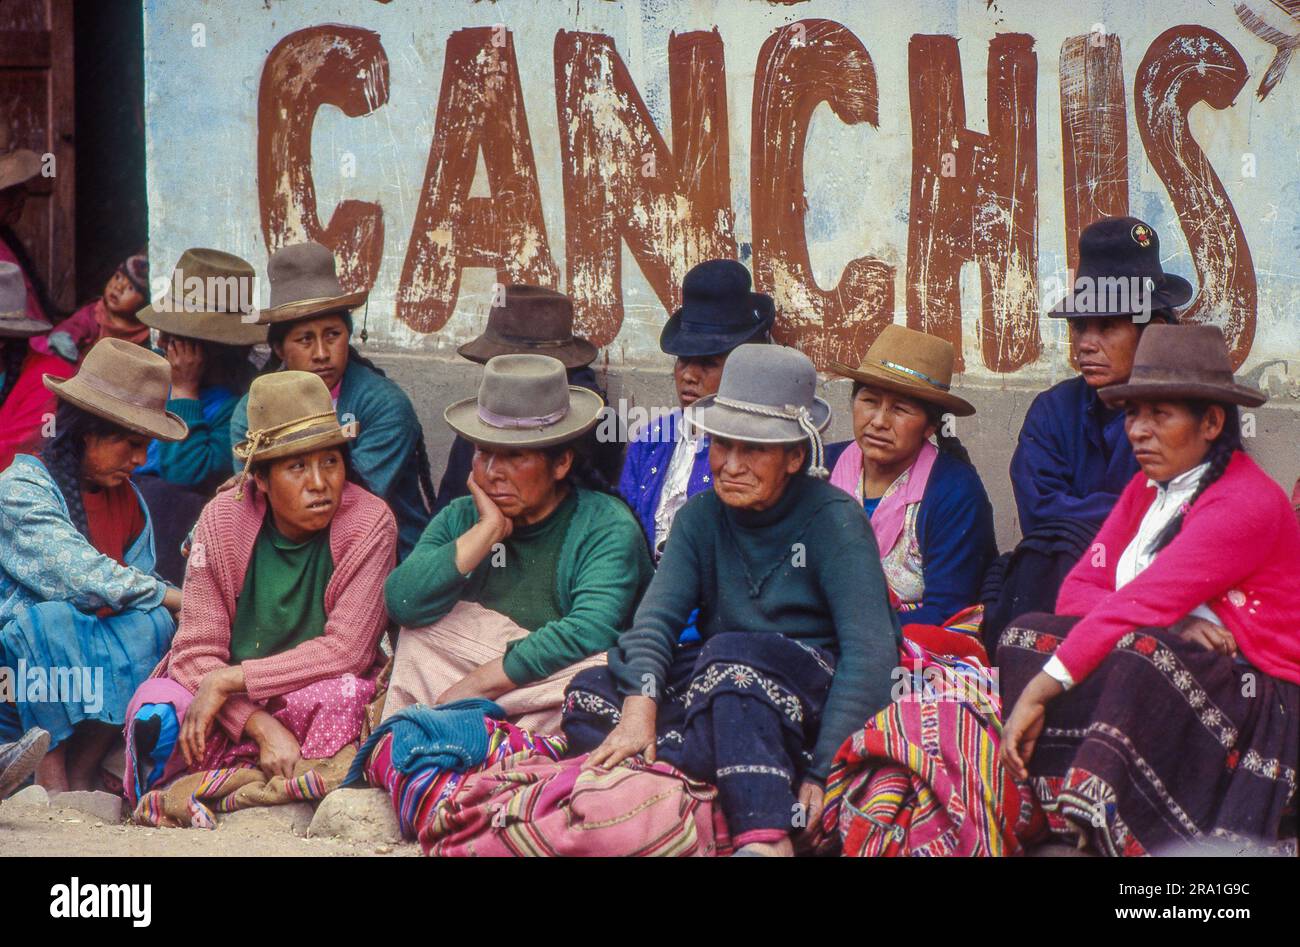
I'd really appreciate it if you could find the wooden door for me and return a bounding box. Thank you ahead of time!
[0,0,74,312]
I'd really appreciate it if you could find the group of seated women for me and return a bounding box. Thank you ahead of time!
[1,228,1297,857]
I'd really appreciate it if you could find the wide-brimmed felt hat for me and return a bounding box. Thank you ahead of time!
[0,261,51,337]
[457,285,598,369]
[257,241,367,325]
[0,118,41,193]
[829,324,975,417]
[1049,216,1193,319]
[687,343,832,475]
[1098,324,1266,409]
[42,338,188,441]
[232,371,359,498]
[659,259,775,357]
[444,353,605,449]
[137,248,269,346]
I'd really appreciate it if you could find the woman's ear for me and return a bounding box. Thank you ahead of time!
[1202,403,1227,443]
[786,443,808,475]
[551,448,575,482]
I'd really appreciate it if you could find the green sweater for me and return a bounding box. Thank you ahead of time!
[229,516,334,663]
[384,488,653,686]
[607,474,900,782]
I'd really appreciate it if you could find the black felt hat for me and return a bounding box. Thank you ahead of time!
[1049,216,1193,319]
[659,259,775,357]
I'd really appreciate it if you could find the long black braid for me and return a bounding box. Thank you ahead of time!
[1,338,28,406]
[41,401,133,539]
[268,314,438,513]
[1146,402,1243,556]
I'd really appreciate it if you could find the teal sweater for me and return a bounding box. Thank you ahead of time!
[231,358,430,558]
[384,488,654,686]
[608,475,900,782]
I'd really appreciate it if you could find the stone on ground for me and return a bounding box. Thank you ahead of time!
[308,788,401,844]
[217,802,315,836]
[53,790,123,823]
[5,784,50,807]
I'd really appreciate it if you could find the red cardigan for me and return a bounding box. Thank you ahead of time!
[156,480,397,741]
[1055,452,1300,686]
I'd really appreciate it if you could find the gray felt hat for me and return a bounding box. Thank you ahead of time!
[444,353,605,449]
[686,343,832,475]
[0,261,51,337]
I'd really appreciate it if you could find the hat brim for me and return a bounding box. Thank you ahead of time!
[686,393,831,444]
[444,387,605,449]
[1098,379,1266,409]
[0,314,54,338]
[0,150,42,193]
[259,290,368,325]
[828,361,976,417]
[138,302,269,346]
[457,333,598,370]
[234,423,357,465]
[659,297,776,357]
[1047,274,1194,318]
[42,374,189,442]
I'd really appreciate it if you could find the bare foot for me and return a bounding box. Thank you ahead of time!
[35,746,70,795]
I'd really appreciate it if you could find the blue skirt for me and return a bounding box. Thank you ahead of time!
[0,600,175,746]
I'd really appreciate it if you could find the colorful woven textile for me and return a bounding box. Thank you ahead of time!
[822,628,1026,856]
[365,716,566,840]
[998,613,1299,856]
[420,751,731,857]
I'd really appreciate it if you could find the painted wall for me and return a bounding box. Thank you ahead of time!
[143,0,1300,397]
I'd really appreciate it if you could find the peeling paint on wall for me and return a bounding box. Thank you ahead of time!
[143,0,1300,386]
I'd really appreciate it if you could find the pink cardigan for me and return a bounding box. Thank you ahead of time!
[1055,452,1300,686]
[156,480,397,741]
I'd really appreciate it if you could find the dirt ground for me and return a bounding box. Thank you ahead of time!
[0,797,420,857]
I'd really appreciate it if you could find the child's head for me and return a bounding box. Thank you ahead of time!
[103,254,148,318]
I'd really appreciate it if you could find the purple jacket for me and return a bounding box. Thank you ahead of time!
[618,408,712,552]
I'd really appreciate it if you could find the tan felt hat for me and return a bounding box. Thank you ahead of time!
[257,241,366,325]
[42,338,188,441]
[829,323,975,417]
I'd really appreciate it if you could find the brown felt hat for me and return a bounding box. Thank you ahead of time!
[137,248,269,346]
[457,285,598,369]
[42,338,188,441]
[1099,324,1266,408]
[829,324,975,417]
[0,261,51,337]
[444,353,604,449]
[233,371,358,466]
[258,241,367,325]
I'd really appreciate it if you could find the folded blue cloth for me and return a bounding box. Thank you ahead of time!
[343,698,505,787]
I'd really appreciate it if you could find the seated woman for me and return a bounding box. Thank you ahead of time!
[1000,325,1300,856]
[828,325,996,634]
[133,248,265,585]
[0,338,185,792]
[382,353,653,734]
[564,344,900,857]
[123,370,396,814]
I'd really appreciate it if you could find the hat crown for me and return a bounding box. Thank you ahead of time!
[1128,324,1235,384]
[861,324,955,391]
[0,261,26,315]
[1076,216,1165,281]
[74,337,172,409]
[484,285,575,346]
[716,344,818,413]
[245,371,336,433]
[677,259,771,331]
[477,354,571,422]
[162,247,256,314]
[267,242,347,310]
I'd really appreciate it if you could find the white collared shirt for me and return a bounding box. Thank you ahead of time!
[1043,461,1220,690]
[652,425,704,561]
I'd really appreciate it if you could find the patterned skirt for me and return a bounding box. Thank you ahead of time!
[998,613,1299,856]
[562,631,835,841]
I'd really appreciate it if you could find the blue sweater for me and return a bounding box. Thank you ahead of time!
[826,443,997,627]
[618,408,713,550]
[1010,375,1138,536]
[231,359,431,559]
